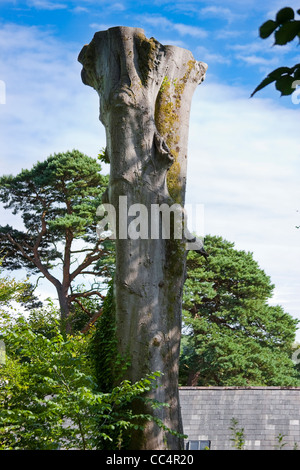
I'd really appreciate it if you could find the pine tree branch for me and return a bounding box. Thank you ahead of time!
[6,231,62,291]
[70,290,105,301]
[6,233,35,265]
[69,250,104,282]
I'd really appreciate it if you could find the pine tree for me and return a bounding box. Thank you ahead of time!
[0,150,110,332]
[180,235,299,386]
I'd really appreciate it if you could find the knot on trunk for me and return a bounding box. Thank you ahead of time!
[154,131,174,168]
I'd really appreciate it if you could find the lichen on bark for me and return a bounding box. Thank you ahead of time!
[136,34,161,86]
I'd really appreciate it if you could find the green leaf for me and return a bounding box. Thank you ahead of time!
[275,75,295,95]
[268,66,292,79]
[274,21,300,45]
[259,19,278,39]
[253,67,294,97]
[275,7,295,24]
[293,66,300,79]
[250,75,276,97]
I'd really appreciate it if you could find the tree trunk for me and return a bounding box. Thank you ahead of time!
[78,26,207,450]
[56,285,72,333]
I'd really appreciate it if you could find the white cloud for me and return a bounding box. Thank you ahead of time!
[231,37,296,72]
[0,23,105,176]
[215,29,244,39]
[196,45,231,65]
[236,54,279,67]
[185,80,300,336]
[231,39,281,55]
[27,0,67,10]
[199,5,243,23]
[137,14,207,39]
[173,23,207,38]
[72,6,89,13]
[109,2,126,11]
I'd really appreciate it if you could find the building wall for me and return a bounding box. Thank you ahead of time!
[179,387,300,450]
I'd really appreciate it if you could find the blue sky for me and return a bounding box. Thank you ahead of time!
[0,0,300,340]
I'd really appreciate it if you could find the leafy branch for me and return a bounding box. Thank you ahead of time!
[251,7,300,97]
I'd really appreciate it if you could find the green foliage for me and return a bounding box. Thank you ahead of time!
[89,280,125,392]
[0,308,164,450]
[98,147,110,165]
[251,64,300,97]
[252,7,300,97]
[88,280,132,449]
[0,274,169,450]
[88,281,183,449]
[229,418,245,450]
[94,239,116,281]
[0,272,29,306]
[275,433,288,450]
[180,235,299,386]
[259,6,300,45]
[0,257,41,308]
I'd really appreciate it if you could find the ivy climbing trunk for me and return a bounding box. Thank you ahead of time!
[78,26,207,450]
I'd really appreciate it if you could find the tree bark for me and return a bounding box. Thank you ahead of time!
[78,26,207,450]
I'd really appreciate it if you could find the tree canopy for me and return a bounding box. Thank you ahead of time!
[0,150,110,332]
[180,235,299,386]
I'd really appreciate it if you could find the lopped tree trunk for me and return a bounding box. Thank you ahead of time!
[78,26,207,450]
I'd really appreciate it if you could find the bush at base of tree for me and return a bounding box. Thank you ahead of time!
[0,307,168,450]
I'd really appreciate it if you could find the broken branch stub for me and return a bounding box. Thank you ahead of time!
[78,26,207,450]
